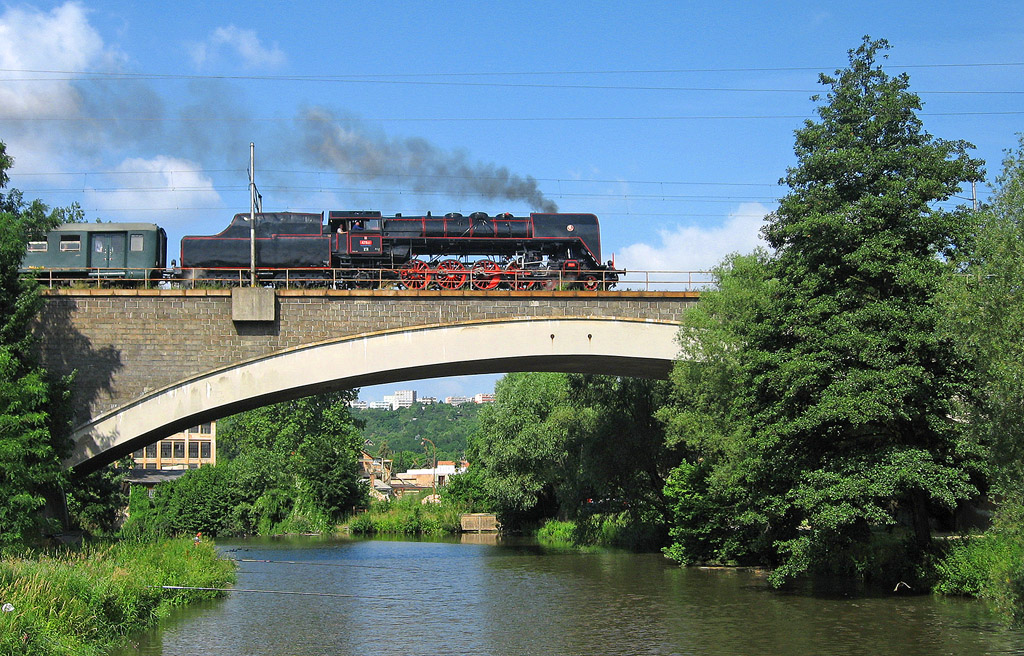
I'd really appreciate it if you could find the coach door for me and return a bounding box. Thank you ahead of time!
[91,232,126,271]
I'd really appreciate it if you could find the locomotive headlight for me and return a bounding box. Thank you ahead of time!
[566,224,575,232]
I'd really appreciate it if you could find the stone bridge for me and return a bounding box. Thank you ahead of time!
[35,289,698,474]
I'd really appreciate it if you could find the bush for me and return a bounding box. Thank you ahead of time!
[934,503,1024,624]
[538,513,667,551]
[344,494,462,535]
[536,520,575,545]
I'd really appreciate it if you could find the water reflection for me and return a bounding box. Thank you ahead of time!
[115,536,1024,656]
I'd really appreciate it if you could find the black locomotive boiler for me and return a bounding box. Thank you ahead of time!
[180,210,621,290]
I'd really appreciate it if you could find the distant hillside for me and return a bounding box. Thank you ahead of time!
[356,403,482,464]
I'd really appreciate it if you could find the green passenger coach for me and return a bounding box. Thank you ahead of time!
[21,222,167,282]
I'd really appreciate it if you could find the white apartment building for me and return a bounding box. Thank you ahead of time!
[382,390,417,410]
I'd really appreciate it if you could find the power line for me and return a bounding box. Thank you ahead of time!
[2,73,1020,95]
[3,110,1022,124]
[2,61,1024,79]
[11,168,784,188]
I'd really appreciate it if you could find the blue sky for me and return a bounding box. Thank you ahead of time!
[2,1,1022,401]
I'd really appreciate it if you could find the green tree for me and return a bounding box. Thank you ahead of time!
[658,251,774,564]
[467,371,673,535]
[468,372,570,525]
[295,398,367,516]
[757,37,983,580]
[0,141,74,545]
[942,135,1024,495]
[65,457,131,535]
[129,391,368,537]
[661,38,985,582]
[563,376,672,512]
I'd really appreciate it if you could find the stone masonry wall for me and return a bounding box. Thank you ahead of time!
[35,289,698,424]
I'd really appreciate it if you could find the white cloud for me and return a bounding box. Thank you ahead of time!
[0,2,113,119]
[616,202,770,286]
[0,2,153,174]
[189,25,286,69]
[83,156,221,227]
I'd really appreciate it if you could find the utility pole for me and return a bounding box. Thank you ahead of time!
[248,142,262,287]
[972,181,978,212]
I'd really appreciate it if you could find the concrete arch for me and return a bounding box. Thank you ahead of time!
[67,317,681,474]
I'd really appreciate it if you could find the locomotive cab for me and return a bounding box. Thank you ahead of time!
[329,211,383,257]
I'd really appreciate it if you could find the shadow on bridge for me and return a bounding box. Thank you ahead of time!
[35,300,123,438]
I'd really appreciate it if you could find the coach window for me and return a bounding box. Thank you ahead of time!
[59,235,81,251]
[363,219,380,231]
[27,241,47,252]
[130,234,144,251]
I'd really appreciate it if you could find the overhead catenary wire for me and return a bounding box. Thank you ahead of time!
[3,110,1024,123]
[3,76,1022,95]
[1,63,1023,94]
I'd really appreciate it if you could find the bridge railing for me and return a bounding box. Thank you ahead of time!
[23,266,717,292]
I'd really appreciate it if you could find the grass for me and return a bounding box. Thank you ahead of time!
[0,537,236,656]
[345,493,464,536]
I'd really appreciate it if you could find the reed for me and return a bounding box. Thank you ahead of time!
[0,538,236,656]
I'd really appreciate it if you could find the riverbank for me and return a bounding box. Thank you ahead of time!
[0,538,236,656]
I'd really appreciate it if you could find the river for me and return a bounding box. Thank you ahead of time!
[114,535,1024,655]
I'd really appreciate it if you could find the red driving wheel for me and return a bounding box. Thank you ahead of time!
[471,260,502,290]
[436,259,468,290]
[400,259,431,290]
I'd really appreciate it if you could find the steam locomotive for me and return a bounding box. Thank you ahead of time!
[22,210,622,290]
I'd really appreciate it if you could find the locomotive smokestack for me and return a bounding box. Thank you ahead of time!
[298,107,558,212]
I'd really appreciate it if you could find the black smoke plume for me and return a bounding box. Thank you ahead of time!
[297,107,558,213]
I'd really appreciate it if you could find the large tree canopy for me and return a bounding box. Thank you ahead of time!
[661,37,985,583]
